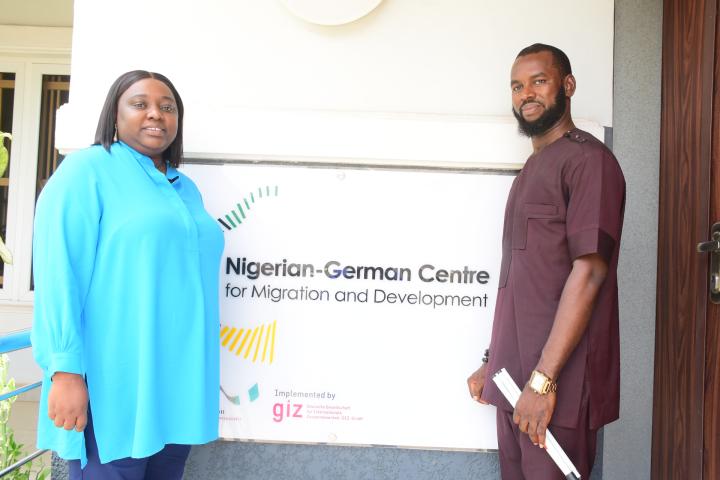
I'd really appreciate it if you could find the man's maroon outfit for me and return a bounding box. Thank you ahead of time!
[481,129,625,479]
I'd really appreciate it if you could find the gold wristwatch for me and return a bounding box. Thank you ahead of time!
[528,370,557,395]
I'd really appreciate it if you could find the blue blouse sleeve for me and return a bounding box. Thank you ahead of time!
[31,151,103,377]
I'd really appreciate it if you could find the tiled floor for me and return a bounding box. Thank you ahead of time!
[6,398,52,478]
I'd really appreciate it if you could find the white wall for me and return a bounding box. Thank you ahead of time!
[59,0,613,166]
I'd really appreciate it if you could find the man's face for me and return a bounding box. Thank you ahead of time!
[510,51,569,137]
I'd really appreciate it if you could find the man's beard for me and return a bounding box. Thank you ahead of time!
[512,86,567,137]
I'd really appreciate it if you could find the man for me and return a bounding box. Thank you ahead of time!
[467,44,625,480]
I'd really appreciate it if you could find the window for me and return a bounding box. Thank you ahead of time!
[0,27,72,338]
[35,74,70,200]
[0,61,70,304]
[28,74,70,290]
[0,72,15,289]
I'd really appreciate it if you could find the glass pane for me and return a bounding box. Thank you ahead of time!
[30,74,70,291]
[36,74,70,200]
[0,72,16,289]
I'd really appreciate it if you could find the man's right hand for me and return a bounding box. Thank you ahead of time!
[467,363,489,404]
[48,372,88,432]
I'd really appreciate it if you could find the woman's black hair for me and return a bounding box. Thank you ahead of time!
[94,70,184,167]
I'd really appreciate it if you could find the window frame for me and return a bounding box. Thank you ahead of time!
[0,58,70,307]
[0,59,27,303]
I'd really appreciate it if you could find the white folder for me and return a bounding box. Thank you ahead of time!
[492,368,581,480]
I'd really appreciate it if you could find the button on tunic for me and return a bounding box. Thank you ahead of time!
[32,142,224,465]
[481,129,625,430]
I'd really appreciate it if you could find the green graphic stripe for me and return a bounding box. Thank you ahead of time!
[217,185,280,231]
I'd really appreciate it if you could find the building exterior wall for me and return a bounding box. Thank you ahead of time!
[602,0,662,478]
[8,0,661,478]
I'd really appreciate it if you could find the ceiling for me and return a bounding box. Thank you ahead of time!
[0,0,73,27]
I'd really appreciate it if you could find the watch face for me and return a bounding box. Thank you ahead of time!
[280,0,384,26]
[529,371,550,394]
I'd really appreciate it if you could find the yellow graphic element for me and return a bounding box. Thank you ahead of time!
[236,329,252,356]
[229,328,244,351]
[220,320,277,364]
[270,321,276,363]
[221,327,237,346]
[252,325,265,362]
[244,327,259,359]
[261,323,271,362]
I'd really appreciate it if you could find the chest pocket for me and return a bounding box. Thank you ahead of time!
[511,203,558,250]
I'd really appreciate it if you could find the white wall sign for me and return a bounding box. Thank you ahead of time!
[184,163,514,450]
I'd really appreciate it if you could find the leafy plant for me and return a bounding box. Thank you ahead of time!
[0,131,10,178]
[0,354,49,480]
[0,131,12,265]
[0,235,11,265]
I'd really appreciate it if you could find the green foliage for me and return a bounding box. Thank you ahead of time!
[0,354,49,480]
[0,131,12,265]
[0,131,10,178]
[0,236,11,265]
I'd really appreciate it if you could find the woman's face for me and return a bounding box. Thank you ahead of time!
[116,78,179,163]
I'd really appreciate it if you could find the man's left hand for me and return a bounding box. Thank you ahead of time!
[513,384,557,448]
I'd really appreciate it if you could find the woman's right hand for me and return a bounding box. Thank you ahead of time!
[48,372,88,431]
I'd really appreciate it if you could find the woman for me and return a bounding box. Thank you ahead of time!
[31,71,224,479]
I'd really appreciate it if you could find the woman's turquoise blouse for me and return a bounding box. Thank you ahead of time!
[31,142,224,465]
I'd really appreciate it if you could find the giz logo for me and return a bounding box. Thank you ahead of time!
[273,401,303,422]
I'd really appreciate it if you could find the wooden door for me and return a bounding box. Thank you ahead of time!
[653,0,720,478]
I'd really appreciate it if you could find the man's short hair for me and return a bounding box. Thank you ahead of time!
[516,43,572,78]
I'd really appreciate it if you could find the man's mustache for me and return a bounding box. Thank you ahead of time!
[520,100,544,110]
